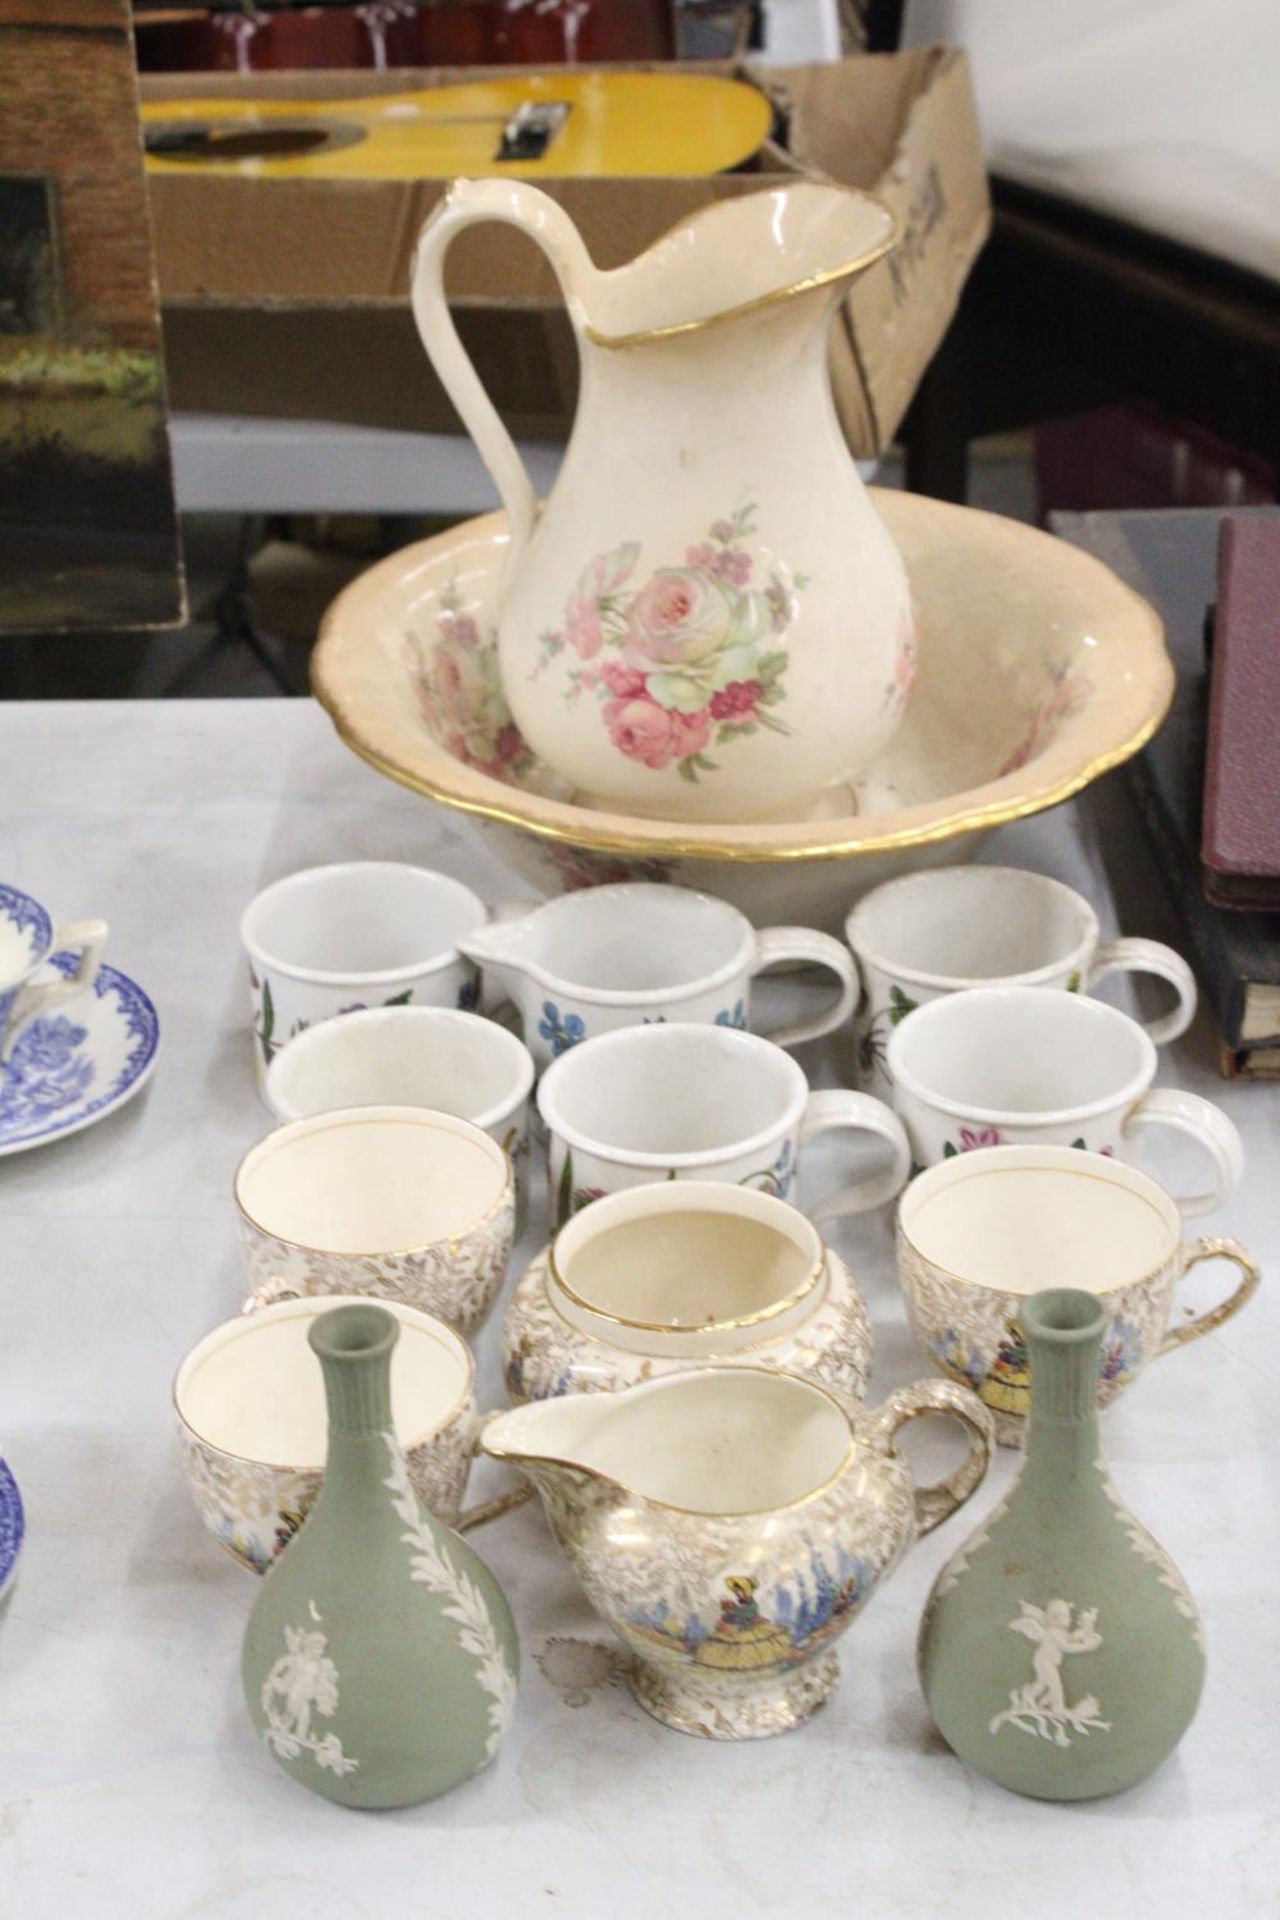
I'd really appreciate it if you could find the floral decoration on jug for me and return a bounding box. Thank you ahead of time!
[532,505,803,784]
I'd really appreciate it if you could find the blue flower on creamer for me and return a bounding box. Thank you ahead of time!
[714,1000,747,1029]
[537,1000,586,1057]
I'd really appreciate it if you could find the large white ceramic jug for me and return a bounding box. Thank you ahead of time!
[412,179,916,825]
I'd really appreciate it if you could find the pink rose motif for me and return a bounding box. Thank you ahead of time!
[959,1126,1003,1151]
[496,724,524,765]
[710,679,760,723]
[669,706,711,759]
[438,609,481,649]
[604,696,710,771]
[600,660,647,699]
[565,592,604,660]
[624,567,732,667]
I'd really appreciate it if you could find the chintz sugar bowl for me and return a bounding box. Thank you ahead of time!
[897,1145,1261,1445]
[847,866,1196,1095]
[484,1366,994,1739]
[457,883,858,1072]
[503,1180,873,1407]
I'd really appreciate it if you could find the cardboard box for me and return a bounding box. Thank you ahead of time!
[145,50,989,457]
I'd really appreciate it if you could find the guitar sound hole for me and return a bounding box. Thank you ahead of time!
[145,121,364,162]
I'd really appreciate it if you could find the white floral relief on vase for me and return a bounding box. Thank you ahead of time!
[1097,1464,1206,1652]
[989,1599,1111,1748]
[382,1438,516,1759]
[259,1601,359,1777]
[927,1490,1012,1604]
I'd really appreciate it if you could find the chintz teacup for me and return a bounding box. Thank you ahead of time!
[537,1021,910,1225]
[897,1144,1261,1444]
[0,881,107,1065]
[235,1105,515,1336]
[887,986,1243,1215]
[457,882,859,1073]
[240,862,487,1090]
[846,866,1196,1095]
[265,1005,535,1222]
[174,1294,479,1571]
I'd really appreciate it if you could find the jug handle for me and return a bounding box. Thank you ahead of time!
[867,1379,995,1537]
[411,180,597,576]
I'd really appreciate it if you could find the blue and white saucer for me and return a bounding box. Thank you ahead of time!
[0,1457,23,1604]
[0,951,160,1156]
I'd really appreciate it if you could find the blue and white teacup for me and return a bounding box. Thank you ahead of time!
[0,881,107,1066]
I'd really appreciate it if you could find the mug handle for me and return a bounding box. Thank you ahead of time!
[1086,937,1197,1045]
[1122,1087,1244,1217]
[800,1088,912,1219]
[1,917,108,1063]
[750,926,860,1048]
[1158,1235,1261,1357]
[867,1379,995,1536]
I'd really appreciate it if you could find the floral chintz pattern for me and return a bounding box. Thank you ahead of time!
[238,1175,515,1339]
[532,504,805,785]
[899,1229,1171,1446]
[405,579,534,782]
[503,1243,872,1409]
[180,1409,478,1575]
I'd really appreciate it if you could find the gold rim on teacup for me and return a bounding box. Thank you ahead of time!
[173,1293,477,1475]
[234,1104,513,1260]
[897,1146,1180,1293]
[547,1181,826,1335]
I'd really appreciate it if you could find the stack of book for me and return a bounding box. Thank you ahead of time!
[1126,513,1280,1078]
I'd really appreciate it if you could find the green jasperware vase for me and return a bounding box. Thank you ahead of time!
[242,1304,518,1809]
[918,1288,1205,1800]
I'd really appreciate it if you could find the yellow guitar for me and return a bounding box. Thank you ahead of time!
[142,71,774,180]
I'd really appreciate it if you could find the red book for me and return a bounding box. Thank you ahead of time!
[1202,513,1280,910]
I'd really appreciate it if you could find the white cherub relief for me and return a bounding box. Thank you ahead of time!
[989,1598,1112,1748]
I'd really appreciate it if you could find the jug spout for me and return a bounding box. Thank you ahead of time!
[454,910,539,991]
[481,1396,623,1498]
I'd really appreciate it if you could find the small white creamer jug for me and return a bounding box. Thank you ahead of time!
[412,179,916,825]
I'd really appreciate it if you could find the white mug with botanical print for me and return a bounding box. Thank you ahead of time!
[240,862,487,1092]
[887,986,1242,1216]
[459,882,859,1074]
[845,865,1196,1096]
[537,1020,910,1225]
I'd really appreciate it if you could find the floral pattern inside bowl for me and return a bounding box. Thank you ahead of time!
[315,491,1173,926]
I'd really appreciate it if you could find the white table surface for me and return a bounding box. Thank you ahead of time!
[0,697,1276,1918]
